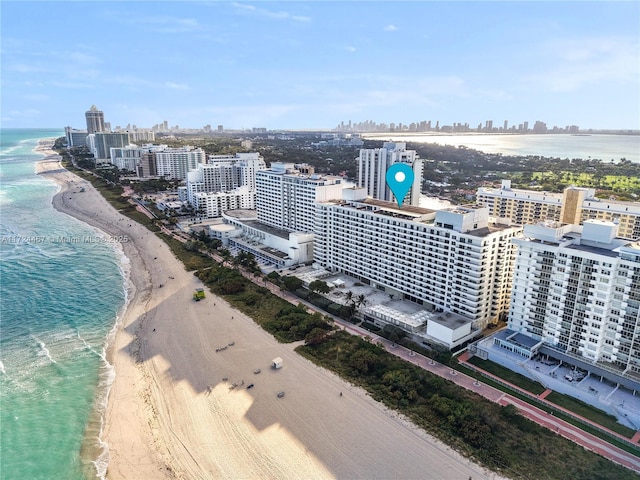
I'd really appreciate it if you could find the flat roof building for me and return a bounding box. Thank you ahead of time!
[314,192,521,328]
[256,162,344,234]
[506,219,640,380]
[477,180,640,240]
[357,142,423,207]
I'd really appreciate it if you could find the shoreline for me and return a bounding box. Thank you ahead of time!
[37,154,499,479]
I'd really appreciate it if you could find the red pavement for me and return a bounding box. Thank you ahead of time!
[539,389,553,400]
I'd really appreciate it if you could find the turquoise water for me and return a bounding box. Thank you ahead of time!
[0,129,126,479]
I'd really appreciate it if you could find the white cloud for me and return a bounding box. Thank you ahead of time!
[384,24,398,32]
[23,93,50,102]
[128,16,201,33]
[8,64,49,73]
[165,82,189,90]
[231,2,310,22]
[67,52,101,65]
[524,35,639,92]
[345,46,357,53]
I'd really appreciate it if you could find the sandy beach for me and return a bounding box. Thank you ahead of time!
[37,154,501,480]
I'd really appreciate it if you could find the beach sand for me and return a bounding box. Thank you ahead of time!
[38,156,502,480]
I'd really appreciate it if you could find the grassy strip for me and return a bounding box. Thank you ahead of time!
[297,331,637,480]
[455,365,640,456]
[467,356,547,395]
[466,356,637,440]
[546,391,636,439]
[156,233,216,271]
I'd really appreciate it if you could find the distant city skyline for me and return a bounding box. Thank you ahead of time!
[1,2,638,130]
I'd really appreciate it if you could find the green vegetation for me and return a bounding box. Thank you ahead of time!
[467,356,547,395]
[297,331,636,480]
[518,171,640,198]
[546,392,636,439]
[194,266,332,343]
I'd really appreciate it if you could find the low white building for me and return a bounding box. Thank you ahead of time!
[208,209,314,268]
[192,186,255,218]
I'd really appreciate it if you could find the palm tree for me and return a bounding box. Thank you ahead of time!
[345,290,354,305]
[356,294,368,310]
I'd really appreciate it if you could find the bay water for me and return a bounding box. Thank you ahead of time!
[363,133,640,163]
[0,129,126,479]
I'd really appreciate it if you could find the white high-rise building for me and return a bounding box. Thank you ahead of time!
[315,191,521,327]
[154,146,206,181]
[507,220,640,376]
[357,142,423,206]
[256,162,344,233]
[191,186,255,218]
[186,153,266,218]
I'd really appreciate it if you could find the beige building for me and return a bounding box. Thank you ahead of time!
[477,180,640,239]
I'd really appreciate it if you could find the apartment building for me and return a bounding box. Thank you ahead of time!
[357,142,423,206]
[477,180,640,239]
[314,189,521,328]
[256,162,344,233]
[154,146,206,181]
[507,220,640,377]
[185,153,266,218]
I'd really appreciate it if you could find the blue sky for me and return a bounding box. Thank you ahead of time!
[1,1,638,130]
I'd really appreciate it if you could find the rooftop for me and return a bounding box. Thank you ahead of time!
[243,220,291,239]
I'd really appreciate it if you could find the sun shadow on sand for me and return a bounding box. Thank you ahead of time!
[118,283,485,479]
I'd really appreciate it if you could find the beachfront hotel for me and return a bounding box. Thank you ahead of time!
[477,180,640,240]
[256,162,344,234]
[357,142,423,207]
[314,188,521,329]
[501,219,640,380]
[205,162,340,267]
[184,153,266,218]
[87,132,131,162]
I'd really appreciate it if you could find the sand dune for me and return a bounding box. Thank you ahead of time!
[39,158,502,480]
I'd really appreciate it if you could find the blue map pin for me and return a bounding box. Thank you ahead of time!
[386,163,414,208]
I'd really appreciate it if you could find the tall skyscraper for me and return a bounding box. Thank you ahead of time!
[85,105,105,134]
[357,142,423,207]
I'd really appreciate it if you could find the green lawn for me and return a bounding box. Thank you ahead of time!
[466,356,547,395]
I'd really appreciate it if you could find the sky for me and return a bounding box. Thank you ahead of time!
[1,1,639,131]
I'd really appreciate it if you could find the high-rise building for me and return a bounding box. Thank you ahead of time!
[256,162,344,233]
[357,142,423,207]
[154,146,206,181]
[506,220,640,379]
[314,193,521,328]
[64,126,88,147]
[85,105,105,134]
[476,180,640,239]
[88,132,130,161]
[186,153,266,217]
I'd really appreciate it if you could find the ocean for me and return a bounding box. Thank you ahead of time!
[0,129,126,479]
[363,133,640,163]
